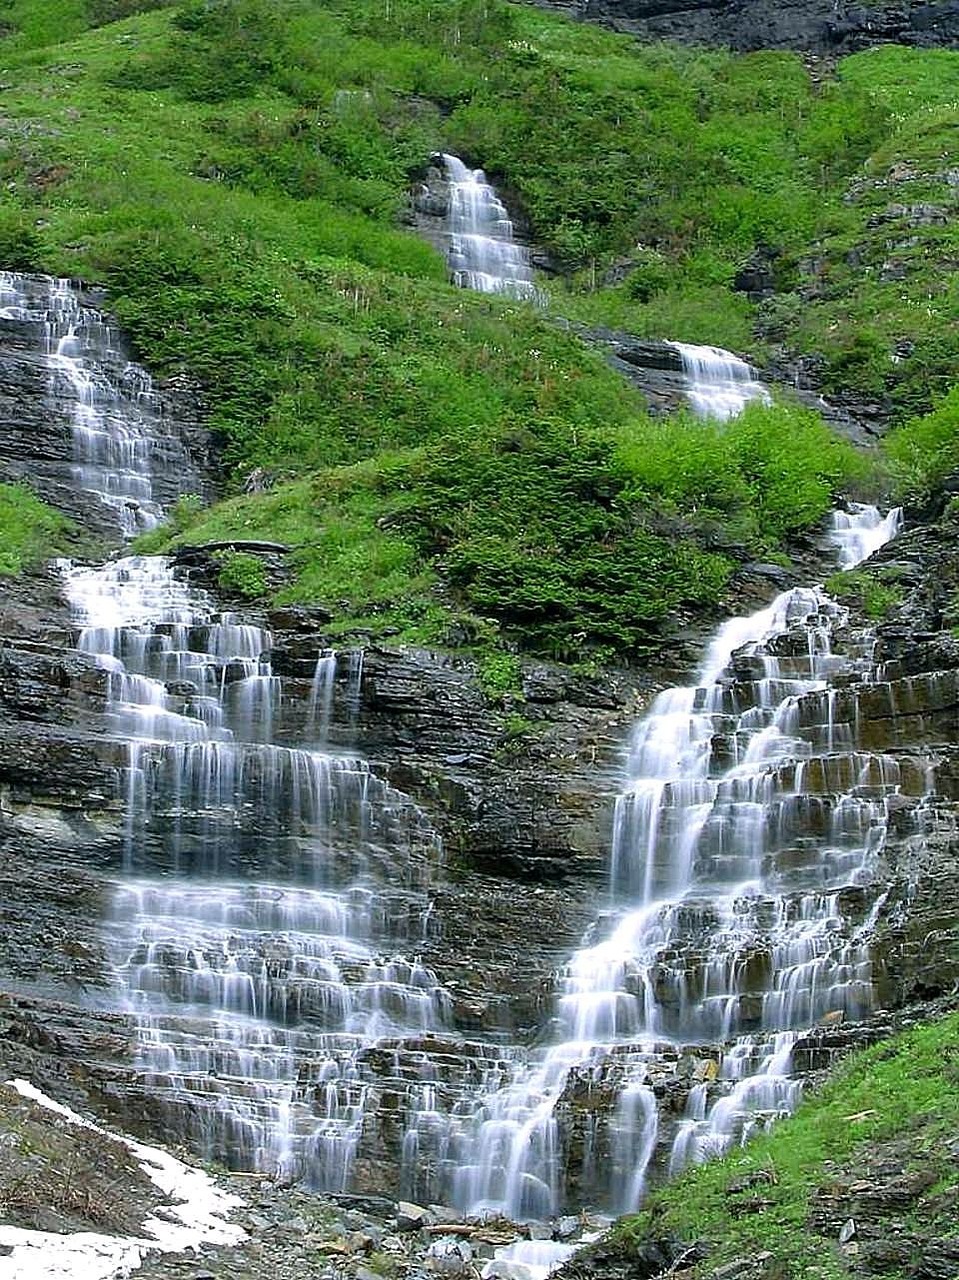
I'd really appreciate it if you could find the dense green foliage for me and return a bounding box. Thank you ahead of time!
[0,0,955,653]
[619,1011,959,1278]
[0,483,72,575]
[147,402,864,657]
[885,388,959,503]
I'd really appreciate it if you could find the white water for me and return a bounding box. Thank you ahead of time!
[0,273,164,534]
[669,341,770,421]
[10,274,453,1192]
[406,505,903,1220]
[442,154,542,302]
[64,553,450,1187]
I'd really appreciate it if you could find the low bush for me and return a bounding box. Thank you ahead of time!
[0,484,72,575]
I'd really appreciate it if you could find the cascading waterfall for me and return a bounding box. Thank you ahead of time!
[405,503,903,1220]
[32,275,451,1189]
[6,266,911,1221]
[441,154,542,302]
[0,271,165,534]
[669,341,770,421]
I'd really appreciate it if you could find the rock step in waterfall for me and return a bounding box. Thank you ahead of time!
[0,262,915,1231]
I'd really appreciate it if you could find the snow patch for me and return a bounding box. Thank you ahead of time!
[0,1079,245,1280]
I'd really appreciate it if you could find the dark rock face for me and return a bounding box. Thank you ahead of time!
[541,0,959,54]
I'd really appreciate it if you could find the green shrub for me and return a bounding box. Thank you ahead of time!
[0,484,71,575]
[477,651,522,701]
[825,568,903,619]
[0,208,42,271]
[215,550,268,598]
[884,387,959,503]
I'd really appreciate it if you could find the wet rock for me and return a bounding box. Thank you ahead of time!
[397,1202,432,1231]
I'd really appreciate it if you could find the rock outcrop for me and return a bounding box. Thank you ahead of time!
[537,0,959,55]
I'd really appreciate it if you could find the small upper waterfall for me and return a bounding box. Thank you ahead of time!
[669,341,770,421]
[441,154,542,302]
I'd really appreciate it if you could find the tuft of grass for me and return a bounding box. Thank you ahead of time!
[215,549,268,599]
[825,567,905,619]
[0,483,73,574]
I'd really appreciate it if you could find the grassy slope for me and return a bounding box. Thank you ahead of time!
[0,483,73,574]
[0,0,955,656]
[613,1011,959,1278]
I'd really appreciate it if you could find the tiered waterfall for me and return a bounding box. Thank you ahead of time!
[441,154,541,302]
[2,268,911,1223]
[9,272,450,1189]
[399,504,903,1219]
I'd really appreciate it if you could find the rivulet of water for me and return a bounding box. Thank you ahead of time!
[441,154,542,302]
[669,340,770,421]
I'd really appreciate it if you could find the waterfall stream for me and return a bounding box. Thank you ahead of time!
[441,154,541,302]
[2,270,908,1224]
[669,341,770,421]
[7,273,451,1190]
[401,511,904,1220]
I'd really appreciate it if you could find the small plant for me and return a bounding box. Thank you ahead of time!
[825,568,904,619]
[216,550,268,599]
[477,651,523,701]
[133,493,205,554]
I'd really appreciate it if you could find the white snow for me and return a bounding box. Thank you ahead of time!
[0,1079,245,1280]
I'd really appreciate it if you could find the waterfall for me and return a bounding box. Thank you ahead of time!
[408,505,903,1220]
[669,341,770,421]
[441,154,542,302]
[5,267,910,1220]
[31,275,451,1189]
[0,272,171,534]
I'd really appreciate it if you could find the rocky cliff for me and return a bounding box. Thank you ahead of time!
[537,0,959,53]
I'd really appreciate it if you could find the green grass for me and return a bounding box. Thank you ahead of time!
[884,387,959,504]
[0,483,72,574]
[1,0,955,656]
[619,1011,959,1279]
[824,566,905,619]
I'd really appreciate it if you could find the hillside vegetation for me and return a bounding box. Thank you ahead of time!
[0,0,956,657]
[606,1010,959,1280]
[0,483,72,574]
